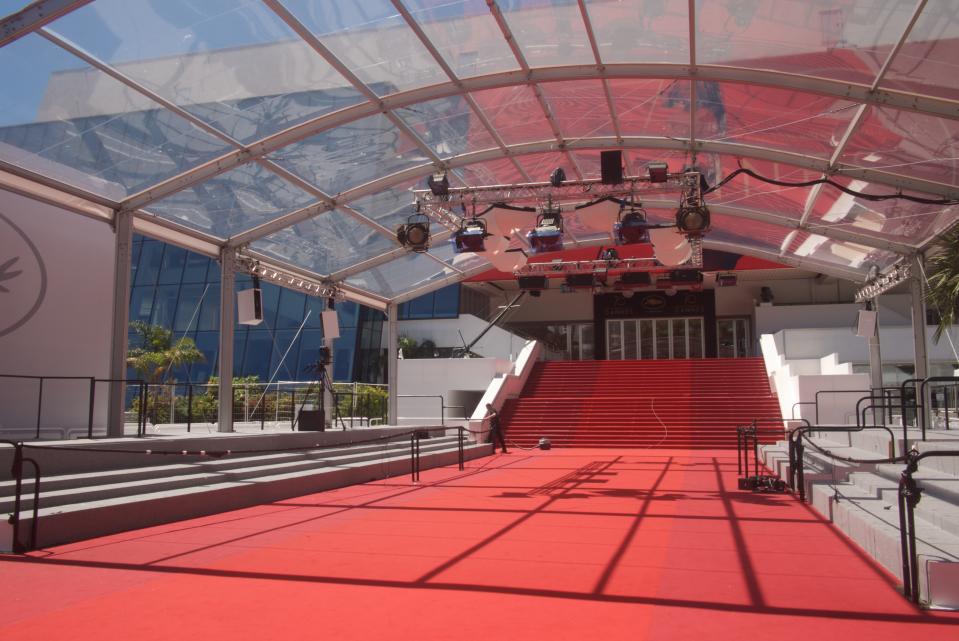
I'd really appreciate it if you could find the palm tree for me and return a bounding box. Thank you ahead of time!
[127,321,204,422]
[925,226,959,342]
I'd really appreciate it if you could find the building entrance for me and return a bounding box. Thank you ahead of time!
[606,317,705,360]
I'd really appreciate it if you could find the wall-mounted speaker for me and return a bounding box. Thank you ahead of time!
[619,272,652,286]
[668,269,703,284]
[518,275,548,290]
[321,309,340,339]
[600,150,624,184]
[856,309,878,337]
[237,288,263,325]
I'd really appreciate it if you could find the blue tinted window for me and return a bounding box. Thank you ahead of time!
[151,285,180,327]
[433,285,460,317]
[276,287,307,329]
[182,252,209,283]
[259,283,281,327]
[270,330,301,379]
[174,284,207,332]
[196,284,221,330]
[130,286,155,322]
[297,329,324,377]
[337,300,359,328]
[135,241,163,286]
[158,245,186,284]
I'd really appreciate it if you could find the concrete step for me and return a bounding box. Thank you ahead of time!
[0,436,465,513]
[2,438,490,550]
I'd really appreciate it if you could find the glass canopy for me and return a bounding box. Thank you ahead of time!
[1,0,957,308]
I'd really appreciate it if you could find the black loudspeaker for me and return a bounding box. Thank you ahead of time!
[518,275,548,290]
[298,410,325,431]
[669,269,703,284]
[565,274,595,288]
[620,271,652,285]
[600,150,624,184]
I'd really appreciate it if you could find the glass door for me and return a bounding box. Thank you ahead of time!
[717,318,751,358]
[607,318,705,360]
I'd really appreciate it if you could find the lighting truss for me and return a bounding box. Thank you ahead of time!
[239,256,343,300]
[854,260,912,302]
[518,256,669,277]
[412,171,696,230]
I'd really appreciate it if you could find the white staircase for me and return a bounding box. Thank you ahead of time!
[1,431,489,551]
[761,428,959,609]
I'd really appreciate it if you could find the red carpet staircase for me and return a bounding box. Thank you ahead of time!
[502,358,783,448]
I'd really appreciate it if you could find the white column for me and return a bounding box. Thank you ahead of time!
[909,255,930,432]
[217,247,236,432]
[387,303,399,426]
[107,210,133,437]
[868,298,884,424]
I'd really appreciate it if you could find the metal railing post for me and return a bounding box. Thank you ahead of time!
[290,391,296,431]
[35,377,43,440]
[87,377,96,439]
[187,384,194,433]
[458,427,464,471]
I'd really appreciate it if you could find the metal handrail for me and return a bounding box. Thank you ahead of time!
[898,449,959,604]
[397,394,468,426]
[813,387,901,425]
[918,377,959,442]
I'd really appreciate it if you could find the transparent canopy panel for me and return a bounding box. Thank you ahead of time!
[808,177,953,247]
[403,0,519,78]
[344,246,462,299]
[705,211,793,255]
[539,80,616,139]
[395,95,496,159]
[517,151,575,184]
[0,33,232,200]
[705,158,821,219]
[281,0,446,94]
[609,79,691,140]
[788,231,899,271]
[696,0,916,86]
[470,85,554,146]
[838,106,959,187]
[266,113,430,197]
[47,0,368,144]
[252,208,396,276]
[881,2,959,102]
[584,0,690,64]
[144,162,317,238]
[497,0,595,67]
[452,157,525,186]
[347,182,424,231]
[697,83,858,158]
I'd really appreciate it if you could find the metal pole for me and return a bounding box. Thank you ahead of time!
[868,297,884,425]
[217,247,236,432]
[87,377,96,439]
[108,210,133,437]
[909,255,930,440]
[187,384,193,433]
[291,390,296,430]
[387,304,399,426]
[35,378,43,440]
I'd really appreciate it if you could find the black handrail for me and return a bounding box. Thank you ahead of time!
[791,401,815,420]
[898,449,959,604]
[814,388,901,425]
[397,394,469,426]
[918,377,959,442]
[735,418,789,478]
[1,440,41,553]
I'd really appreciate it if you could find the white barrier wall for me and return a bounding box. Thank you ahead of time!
[398,314,528,360]
[396,356,515,426]
[0,190,115,436]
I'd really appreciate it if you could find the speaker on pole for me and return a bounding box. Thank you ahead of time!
[600,150,623,184]
[237,288,263,325]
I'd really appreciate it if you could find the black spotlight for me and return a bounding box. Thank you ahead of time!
[451,218,489,253]
[676,203,710,233]
[427,170,450,197]
[614,203,652,245]
[396,213,431,252]
[647,162,669,183]
[527,206,564,254]
[549,167,567,187]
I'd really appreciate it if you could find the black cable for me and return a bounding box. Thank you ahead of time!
[704,166,959,206]
[799,432,908,465]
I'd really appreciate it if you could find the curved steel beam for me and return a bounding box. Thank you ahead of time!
[118,63,959,212]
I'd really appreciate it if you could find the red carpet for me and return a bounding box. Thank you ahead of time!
[504,359,783,447]
[2,449,957,640]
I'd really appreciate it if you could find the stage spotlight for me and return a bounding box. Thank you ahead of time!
[527,206,564,254]
[427,170,450,197]
[614,203,651,245]
[647,162,669,183]
[676,203,710,233]
[549,167,567,187]
[396,213,431,252]
[451,218,489,253]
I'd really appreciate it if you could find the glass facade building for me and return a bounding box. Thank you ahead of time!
[128,236,386,384]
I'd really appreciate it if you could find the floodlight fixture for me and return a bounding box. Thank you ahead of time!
[647,162,669,183]
[676,202,710,233]
[451,218,490,253]
[614,202,652,245]
[527,204,564,254]
[427,170,450,197]
[396,212,431,252]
